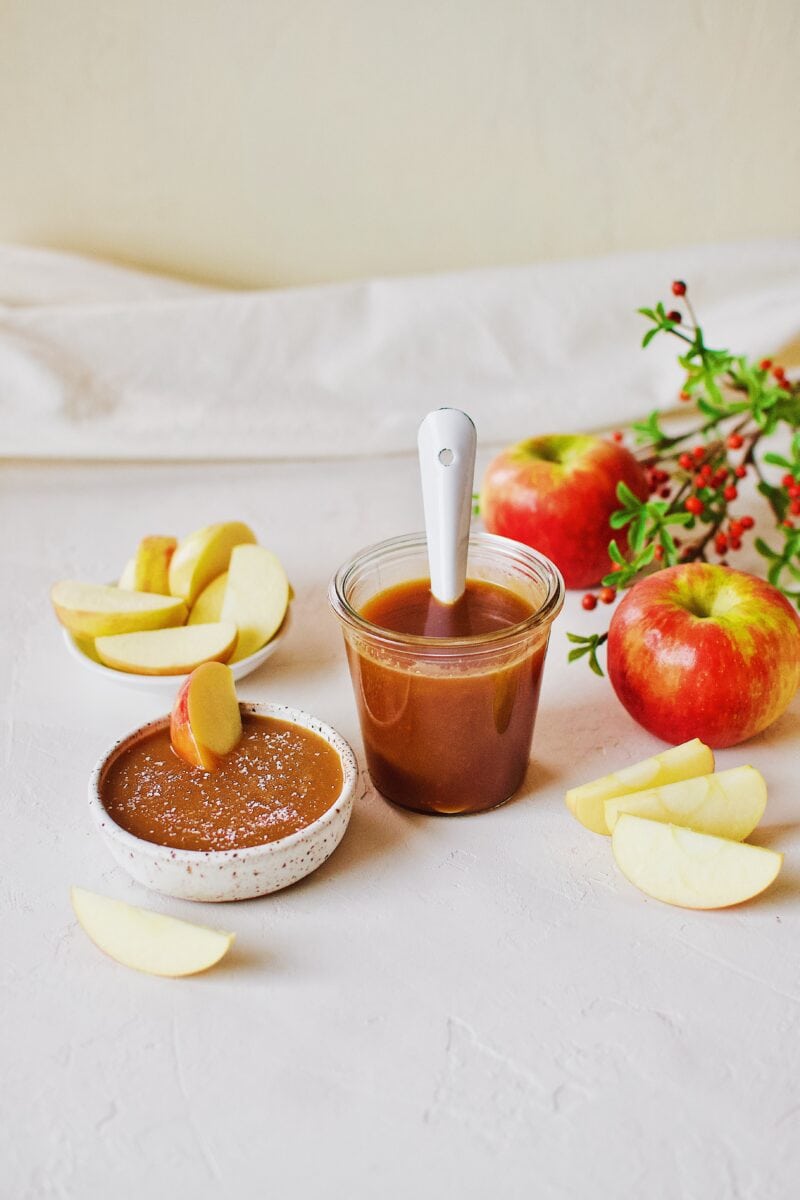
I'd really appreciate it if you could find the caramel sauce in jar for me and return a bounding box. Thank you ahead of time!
[101,715,343,851]
[349,578,546,815]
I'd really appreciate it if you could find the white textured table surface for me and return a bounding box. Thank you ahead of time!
[3,453,800,1200]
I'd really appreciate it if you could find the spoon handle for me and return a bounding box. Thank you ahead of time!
[418,408,477,605]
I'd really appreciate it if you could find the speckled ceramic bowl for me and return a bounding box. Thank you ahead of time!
[89,702,359,902]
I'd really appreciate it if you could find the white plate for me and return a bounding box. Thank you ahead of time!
[62,612,290,692]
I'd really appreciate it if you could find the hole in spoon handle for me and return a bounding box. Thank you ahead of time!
[418,408,477,605]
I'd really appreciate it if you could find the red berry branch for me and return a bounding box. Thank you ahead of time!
[566,282,800,676]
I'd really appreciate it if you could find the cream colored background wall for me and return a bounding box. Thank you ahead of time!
[1,0,798,289]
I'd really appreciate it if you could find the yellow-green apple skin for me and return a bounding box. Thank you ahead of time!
[221,544,290,662]
[611,815,782,909]
[95,621,237,675]
[168,521,256,606]
[71,887,234,977]
[132,536,177,594]
[608,563,800,748]
[603,765,766,841]
[566,737,713,834]
[51,581,187,638]
[480,434,649,589]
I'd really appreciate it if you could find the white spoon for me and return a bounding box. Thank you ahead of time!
[417,408,477,605]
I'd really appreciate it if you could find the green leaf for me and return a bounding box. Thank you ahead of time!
[755,537,779,560]
[568,645,589,663]
[642,328,660,349]
[608,539,626,566]
[763,453,793,470]
[616,481,643,509]
[609,510,634,529]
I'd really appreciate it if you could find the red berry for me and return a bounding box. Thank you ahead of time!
[679,390,691,402]
[789,484,800,499]
[729,520,743,537]
[714,537,728,555]
[659,486,671,498]
[673,536,682,547]
[685,496,703,515]
[783,519,794,529]
[740,515,754,529]
[760,358,772,371]
[611,431,624,443]
[679,453,693,470]
[671,280,687,296]
[582,593,597,611]
[693,474,706,489]
[723,485,738,501]
[713,467,728,484]
[693,445,706,461]
[773,365,786,380]
[599,587,616,604]
[700,463,713,479]
[729,536,742,551]
[791,499,800,516]
[735,465,747,478]
[654,545,665,561]
[726,433,744,449]
[782,473,795,488]
[667,310,682,324]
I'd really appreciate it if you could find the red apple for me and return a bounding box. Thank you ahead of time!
[480,434,648,588]
[607,562,800,748]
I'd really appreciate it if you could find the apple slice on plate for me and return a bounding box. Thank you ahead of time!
[171,661,243,770]
[132,535,177,594]
[95,621,237,675]
[188,571,228,625]
[168,521,256,606]
[611,815,782,909]
[566,738,714,835]
[51,581,187,638]
[604,765,766,841]
[71,887,234,977]
[221,544,290,662]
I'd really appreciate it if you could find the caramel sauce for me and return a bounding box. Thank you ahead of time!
[352,578,545,815]
[101,715,343,851]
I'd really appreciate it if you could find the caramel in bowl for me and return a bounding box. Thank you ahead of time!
[89,702,358,902]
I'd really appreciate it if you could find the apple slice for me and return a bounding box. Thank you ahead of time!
[52,581,187,638]
[221,544,290,662]
[168,521,256,606]
[171,662,243,770]
[604,765,766,841]
[95,621,237,675]
[611,815,782,909]
[71,887,234,976]
[188,571,228,625]
[566,738,714,835]
[118,558,136,590]
[132,535,177,594]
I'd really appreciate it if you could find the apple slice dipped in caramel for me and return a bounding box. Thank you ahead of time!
[603,765,766,841]
[170,661,243,771]
[611,815,782,909]
[71,887,234,976]
[566,738,714,835]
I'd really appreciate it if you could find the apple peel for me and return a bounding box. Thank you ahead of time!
[171,661,243,770]
[71,887,235,976]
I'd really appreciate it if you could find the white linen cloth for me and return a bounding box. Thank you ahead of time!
[2,239,800,460]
